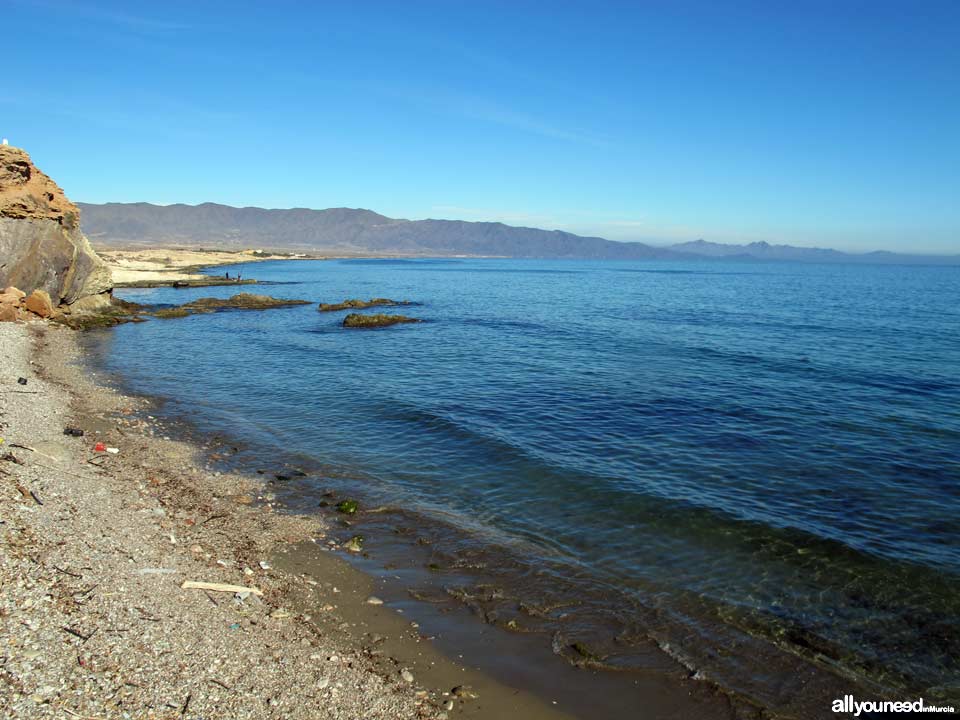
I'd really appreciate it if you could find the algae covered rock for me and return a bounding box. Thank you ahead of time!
[150,293,310,319]
[335,499,359,514]
[342,313,421,329]
[343,535,364,553]
[319,298,411,312]
[184,293,310,311]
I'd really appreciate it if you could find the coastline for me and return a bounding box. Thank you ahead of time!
[94,248,315,288]
[0,320,575,719]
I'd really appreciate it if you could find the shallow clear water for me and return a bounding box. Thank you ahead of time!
[91,258,960,710]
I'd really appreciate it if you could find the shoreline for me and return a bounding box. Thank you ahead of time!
[94,248,316,288]
[94,248,511,289]
[70,287,762,720]
[0,320,575,719]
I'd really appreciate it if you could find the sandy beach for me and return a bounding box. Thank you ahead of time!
[94,248,312,287]
[0,320,574,719]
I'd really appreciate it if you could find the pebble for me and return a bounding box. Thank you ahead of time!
[317,677,330,690]
[365,596,384,605]
[400,669,414,683]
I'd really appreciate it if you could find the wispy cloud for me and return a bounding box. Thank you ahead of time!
[452,95,610,146]
[377,84,610,147]
[11,0,191,32]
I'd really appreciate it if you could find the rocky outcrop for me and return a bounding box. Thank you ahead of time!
[342,313,421,328]
[151,293,311,319]
[0,146,112,312]
[319,298,412,312]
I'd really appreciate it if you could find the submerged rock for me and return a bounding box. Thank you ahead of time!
[342,535,364,553]
[319,298,411,312]
[342,313,421,329]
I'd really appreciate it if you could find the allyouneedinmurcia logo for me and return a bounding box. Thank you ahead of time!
[832,695,956,715]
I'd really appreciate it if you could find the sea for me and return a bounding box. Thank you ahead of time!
[84,258,960,716]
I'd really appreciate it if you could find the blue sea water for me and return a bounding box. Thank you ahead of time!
[89,258,960,710]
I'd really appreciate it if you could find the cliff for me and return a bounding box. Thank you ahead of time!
[0,146,112,311]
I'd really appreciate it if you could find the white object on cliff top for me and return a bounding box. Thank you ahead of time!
[1,139,8,146]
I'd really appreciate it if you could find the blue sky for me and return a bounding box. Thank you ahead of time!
[3,1,958,253]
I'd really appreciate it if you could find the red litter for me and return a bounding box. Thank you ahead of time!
[94,442,106,452]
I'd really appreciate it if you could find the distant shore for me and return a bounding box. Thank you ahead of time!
[95,247,316,288]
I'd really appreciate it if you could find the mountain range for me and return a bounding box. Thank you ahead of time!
[77,202,959,265]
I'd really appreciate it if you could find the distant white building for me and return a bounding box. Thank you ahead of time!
[1,138,8,146]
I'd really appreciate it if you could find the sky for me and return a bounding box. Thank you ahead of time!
[3,1,959,253]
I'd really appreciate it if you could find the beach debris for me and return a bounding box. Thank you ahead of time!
[342,536,364,553]
[106,447,119,454]
[317,677,330,690]
[335,499,359,515]
[270,609,291,619]
[93,442,106,452]
[365,596,384,605]
[15,483,42,505]
[400,668,414,683]
[570,642,599,661]
[137,568,177,575]
[451,685,479,700]
[258,560,272,570]
[181,580,263,596]
[17,377,27,385]
[63,427,84,437]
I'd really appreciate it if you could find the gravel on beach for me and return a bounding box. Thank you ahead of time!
[0,321,440,719]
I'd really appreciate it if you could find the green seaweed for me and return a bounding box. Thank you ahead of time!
[336,499,359,514]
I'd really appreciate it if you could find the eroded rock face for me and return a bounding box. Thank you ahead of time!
[0,146,112,309]
[24,289,55,318]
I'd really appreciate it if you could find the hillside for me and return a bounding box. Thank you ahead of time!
[77,202,960,264]
[77,202,678,259]
[670,238,960,265]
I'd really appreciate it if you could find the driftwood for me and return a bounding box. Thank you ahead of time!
[181,580,263,596]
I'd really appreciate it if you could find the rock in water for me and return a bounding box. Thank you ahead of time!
[342,313,421,328]
[319,298,411,312]
[0,145,112,310]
